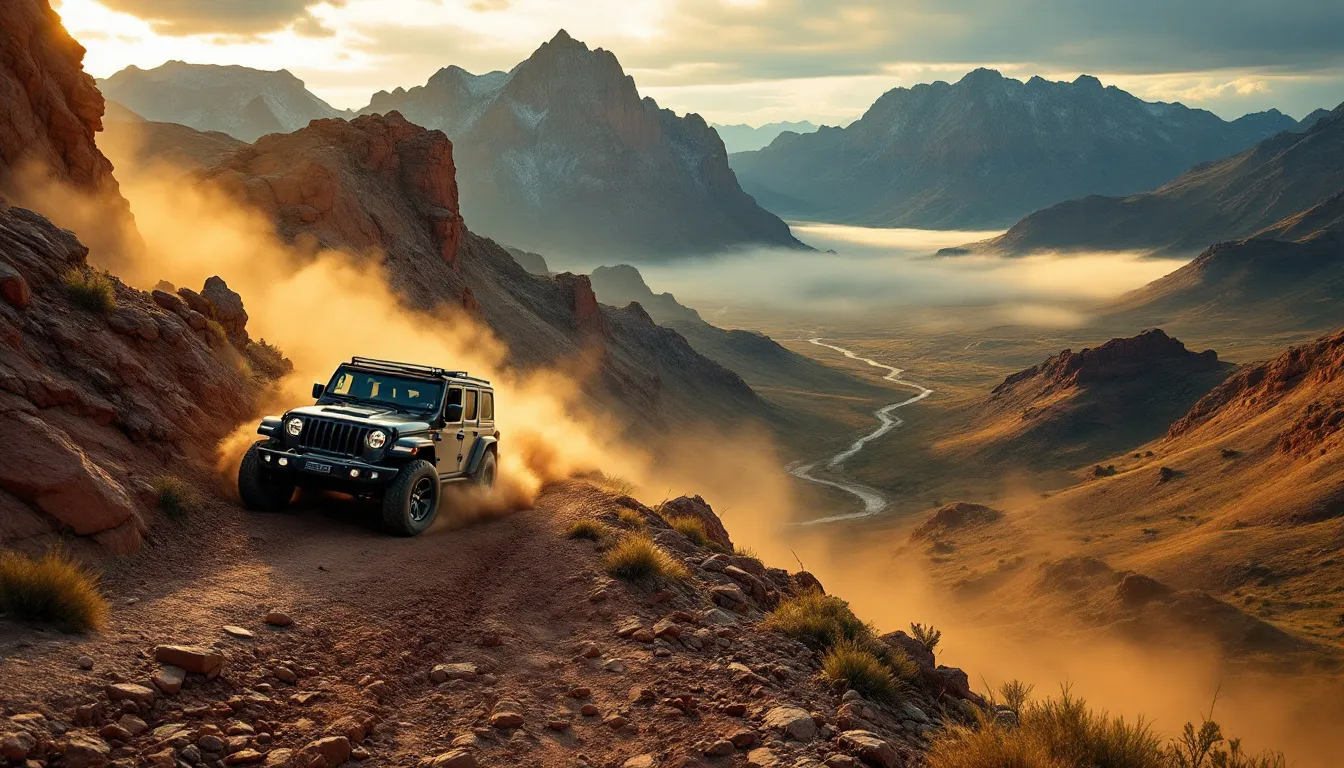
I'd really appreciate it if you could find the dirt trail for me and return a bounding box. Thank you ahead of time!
[2,482,912,767]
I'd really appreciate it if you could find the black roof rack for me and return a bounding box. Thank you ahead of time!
[349,357,491,386]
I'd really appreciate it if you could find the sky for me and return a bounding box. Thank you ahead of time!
[56,0,1344,126]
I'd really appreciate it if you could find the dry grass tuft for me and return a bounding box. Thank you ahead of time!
[62,268,116,314]
[822,640,902,701]
[615,508,646,530]
[0,549,109,633]
[603,534,690,584]
[565,519,607,542]
[152,475,202,520]
[765,589,873,651]
[670,517,709,547]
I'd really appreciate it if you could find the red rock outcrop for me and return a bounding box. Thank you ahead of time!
[659,495,733,550]
[993,329,1219,397]
[0,0,117,193]
[0,201,277,552]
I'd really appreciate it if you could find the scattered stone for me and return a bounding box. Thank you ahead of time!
[299,736,351,768]
[604,715,628,730]
[824,757,861,768]
[729,729,760,748]
[0,263,31,309]
[117,715,148,736]
[763,707,816,741]
[581,704,599,717]
[567,687,591,699]
[77,655,95,670]
[603,659,627,673]
[430,663,478,684]
[704,739,735,757]
[264,748,293,767]
[61,734,110,768]
[489,701,524,729]
[426,748,478,768]
[152,665,186,694]
[197,735,226,753]
[224,749,265,765]
[272,666,298,684]
[154,646,225,678]
[632,628,655,643]
[263,611,293,627]
[223,626,255,639]
[721,703,748,717]
[479,633,502,647]
[578,642,601,659]
[547,720,571,731]
[837,730,901,768]
[623,755,656,768]
[105,682,155,704]
[1,732,35,762]
[652,618,681,639]
[746,747,779,767]
[616,618,644,637]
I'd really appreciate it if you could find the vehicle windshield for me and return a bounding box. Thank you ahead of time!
[324,367,443,413]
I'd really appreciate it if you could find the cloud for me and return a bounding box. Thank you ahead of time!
[97,0,345,37]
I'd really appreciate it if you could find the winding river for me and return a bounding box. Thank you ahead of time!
[789,338,933,524]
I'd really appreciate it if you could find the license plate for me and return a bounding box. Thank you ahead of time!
[305,461,332,474]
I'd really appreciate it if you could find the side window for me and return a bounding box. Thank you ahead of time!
[464,389,479,421]
[480,392,494,421]
[445,387,463,422]
[332,373,354,395]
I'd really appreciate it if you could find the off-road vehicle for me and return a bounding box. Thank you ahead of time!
[238,357,499,536]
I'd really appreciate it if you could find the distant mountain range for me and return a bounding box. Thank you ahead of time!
[729,69,1315,229]
[98,61,351,142]
[711,121,819,153]
[358,31,804,259]
[962,102,1344,258]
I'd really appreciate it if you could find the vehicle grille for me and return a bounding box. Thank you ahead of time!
[297,418,370,457]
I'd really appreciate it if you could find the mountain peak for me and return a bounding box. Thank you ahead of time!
[1073,74,1103,89]
[548,28,585,48]
[960,67,1004,85]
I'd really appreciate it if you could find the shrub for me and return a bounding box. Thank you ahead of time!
[615,508,646,530]
[245,339,292,379]
[734,545,758,559]
[565,519,607,542]
[597,473,637,496]
[999,679,1035,720]
[670,517,709,547]
[911,622,942,652]
[0,549,109,633]
[764,589,873,651]
[822,640,901,701]
[205,319,229,347]
[63,268,116,314]
[603,535,690,584]
[152,476,202,520]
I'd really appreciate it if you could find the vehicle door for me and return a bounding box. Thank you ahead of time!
[461,388,480,472]
[442,386,466,474]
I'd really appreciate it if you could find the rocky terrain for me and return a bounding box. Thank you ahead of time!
[359,31,806,259]
[945,330,1231,468]
[96,63,352,143]
[0,481,988,768]
[729,69,1306,229]
[971,102,1344,257]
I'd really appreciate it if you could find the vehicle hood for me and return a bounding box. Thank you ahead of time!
[285,404,432,433]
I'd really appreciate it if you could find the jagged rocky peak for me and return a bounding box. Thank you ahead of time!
[994,329,1220,396]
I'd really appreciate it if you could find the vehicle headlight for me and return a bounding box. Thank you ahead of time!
[286,417,304,436]
[367,430,388,449]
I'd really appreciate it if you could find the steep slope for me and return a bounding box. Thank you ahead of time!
[731,69,1302,229]
[359,31,805,259]
[1105,192,1344,335]
[712,120,819,153]
[98,61,351,142]
[978,102,1344,256]
[100,114,244,172]
[199,112,771,432]
[938,330,1231,468]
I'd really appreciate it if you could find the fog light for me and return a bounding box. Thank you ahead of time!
[371,472,379,480]
[350,469,360,478]
[264,455,272,463]
[278,457,289,467]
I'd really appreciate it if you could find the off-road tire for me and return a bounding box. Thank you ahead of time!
[474,450,497,489]
[238,443,295,512]
[381,459,440,537]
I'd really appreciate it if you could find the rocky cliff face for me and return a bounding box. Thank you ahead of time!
[992,329,1221,396]
[0,201,280,553]
[198,112,768,432]
[360,31,805,259]
[731,69,1305,230]
[0,0,117,194]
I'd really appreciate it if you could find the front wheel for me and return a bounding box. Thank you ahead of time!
[238,443,295,512]
[381,460,440,536]
[474,450,497,489]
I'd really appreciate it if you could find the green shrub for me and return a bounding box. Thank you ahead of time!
[152,476,202,520]
[63,268,116,314]
[0,549,109,633]
[911,622,942,652]
[822,640,902,701]
[764,589,873,650]
[670,517,709,547]
[204,319,228,346]
[734,545,758,559]
[565,519,607,541]
[603,534,690,584]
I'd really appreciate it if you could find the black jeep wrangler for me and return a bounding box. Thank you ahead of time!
[238,357,499,536]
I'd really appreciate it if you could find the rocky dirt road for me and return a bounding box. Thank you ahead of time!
[0,482,968,768]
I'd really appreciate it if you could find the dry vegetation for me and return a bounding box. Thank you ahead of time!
[62,267,116,314]
[602,534,690,584]
[152,475,202,520]
[0,549,109,633]
[564,518,608,541]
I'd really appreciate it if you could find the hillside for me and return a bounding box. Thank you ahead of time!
[975,102,1344,256]
[100,115,244,172]
[712,121,819,153]
[729,69,1302,229]
[934,329,1231,469]
[97,62,351,142]
[196,112,772,433]
[359,31,806,259]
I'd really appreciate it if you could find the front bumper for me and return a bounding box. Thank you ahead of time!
[256,446,399,487]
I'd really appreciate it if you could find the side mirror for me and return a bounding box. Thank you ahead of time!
[312,382,326,399]
[444,403,464,423]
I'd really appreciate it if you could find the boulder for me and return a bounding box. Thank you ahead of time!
[299,736,350,767]
[61,734,111,768]
[763,706,816,741]
[151,665,186,694]
[837,730,902,768]
[660,495,733,550]
[105,683,155,704]
[201,276,250,348]
[425,749,478,768]
[429,663,477,683]
[154,646,225,677]
[0,262,30,308]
